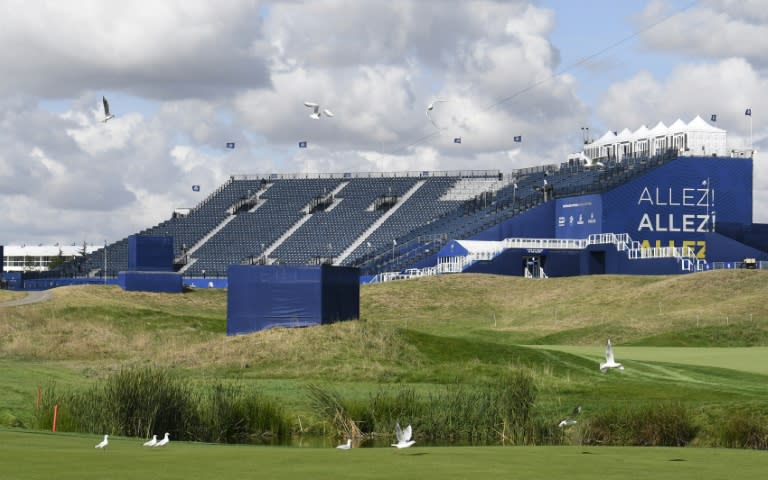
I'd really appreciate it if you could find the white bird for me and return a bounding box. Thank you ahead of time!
[336,439,352,450]
[391,423,416,449]
[304,101,334,119]
[153,432,170,447]
[142,434,157,446]
[558,405,582,428]
[95,434,109,449]
[600,339,624,373]
[102,96,115,123]
[426,99,447,129]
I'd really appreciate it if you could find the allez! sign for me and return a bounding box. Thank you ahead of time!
[634,183,713,258]
[636,185,713,233]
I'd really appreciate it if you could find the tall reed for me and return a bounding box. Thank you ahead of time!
[34,366,290,444]
[582,402,698,446]
[307,370,557,445]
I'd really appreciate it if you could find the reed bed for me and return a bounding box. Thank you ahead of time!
[34,366,290,444]
[307,370,562,445]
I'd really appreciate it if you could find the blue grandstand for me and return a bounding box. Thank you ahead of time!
[39,116,768,284]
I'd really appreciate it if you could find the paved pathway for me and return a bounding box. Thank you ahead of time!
[0,290,53,307]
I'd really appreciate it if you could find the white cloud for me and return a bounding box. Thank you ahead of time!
[638,0,768,65]
[0,0,272,98]
[5,0,767,245]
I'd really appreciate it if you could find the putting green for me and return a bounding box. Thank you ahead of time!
[532,345,768,375]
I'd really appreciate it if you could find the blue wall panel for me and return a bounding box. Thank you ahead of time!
[227,264,359,335]
[555,194,602,238]
[128,235,174,272]
[119,271,182,292]
[472,202,555,241]
[602,156,753,262]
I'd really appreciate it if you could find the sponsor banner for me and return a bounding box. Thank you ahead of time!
[555,194,602,239]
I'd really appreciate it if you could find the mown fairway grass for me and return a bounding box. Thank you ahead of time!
[1,429,766,480]
[1,270,768,446]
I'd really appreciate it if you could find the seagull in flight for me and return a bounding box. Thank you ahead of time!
[304,101,334,119]
[558,405,582,428]
[95,434,109,449]
[143,434,157,446]
[336,439,352,450]
[600,339,624,373]
[153,432,170,447]
[391,422,416,449]
[102,96,115,123]
[426,99,447,129]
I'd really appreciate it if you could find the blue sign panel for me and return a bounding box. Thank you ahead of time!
[555,194,602,239]
[602,156,753,259]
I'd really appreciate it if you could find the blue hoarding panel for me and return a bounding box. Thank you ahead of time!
[472,202,555,241]
[555,194,602,238]
[128,235,174,272]
[119,271,182,292]
[227,264,359,335]
[321,265,360,323]
[602,156,752,262]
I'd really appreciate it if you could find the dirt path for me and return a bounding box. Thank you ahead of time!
[0,290,53,307]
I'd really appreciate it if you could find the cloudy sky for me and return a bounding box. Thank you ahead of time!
[1,0,766,247]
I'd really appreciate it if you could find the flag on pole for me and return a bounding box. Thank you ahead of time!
[453,137,462,144]
[710,114,717,122]
[745,108,752,116]
[514,135,522,142]
[298,141,307,148]
[226,142,235,149]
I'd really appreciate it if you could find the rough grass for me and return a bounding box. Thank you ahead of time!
[2,270,768,446]
[0,290,25,302]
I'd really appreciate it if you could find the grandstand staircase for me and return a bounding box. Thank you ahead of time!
[334,180,426,265]
[178,184,272,273]
[261,181,351,263]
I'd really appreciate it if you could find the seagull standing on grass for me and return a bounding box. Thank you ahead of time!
[391,423,415,449]
[153,432,170,447]
[599,339,624,373]
[102,96,115,123]
[336,439,352,450]
[304,101,334,119]
[95,434,109,449]
[143,434,157,446]
[558,405,582,428]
